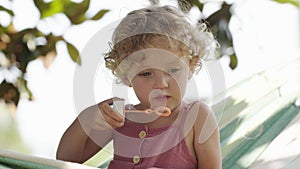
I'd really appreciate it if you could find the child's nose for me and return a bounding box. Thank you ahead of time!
[153,71,169,89]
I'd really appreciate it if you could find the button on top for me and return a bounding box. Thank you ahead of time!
[133,155,141,164]
[139,130,147,139]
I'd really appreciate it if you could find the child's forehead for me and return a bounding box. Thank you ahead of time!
[116,48,189,79]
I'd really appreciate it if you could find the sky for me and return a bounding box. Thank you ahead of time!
[0,0,299,159]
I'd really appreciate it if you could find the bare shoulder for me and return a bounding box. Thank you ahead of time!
[190,101,218,142]
[192,101,212,117]
[189,101,222,168]
[187,101,214,126]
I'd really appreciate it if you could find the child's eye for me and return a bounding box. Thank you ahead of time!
[167,67,180,74]
[138,71,152,76]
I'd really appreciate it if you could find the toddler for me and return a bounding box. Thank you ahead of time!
[57,5,222,169]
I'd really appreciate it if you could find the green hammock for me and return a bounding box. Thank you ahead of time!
[0,149,99,169]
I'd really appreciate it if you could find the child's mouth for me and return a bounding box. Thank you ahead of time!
[153,95,170,101]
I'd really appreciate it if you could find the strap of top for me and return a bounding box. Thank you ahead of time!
[177,101,199,126]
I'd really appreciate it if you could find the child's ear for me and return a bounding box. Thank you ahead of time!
[123,77,132,87]
[188,56,200,79]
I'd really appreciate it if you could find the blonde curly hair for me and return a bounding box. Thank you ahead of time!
[104,5,217,82]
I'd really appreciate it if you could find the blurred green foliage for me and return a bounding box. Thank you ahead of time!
[0,0,109,106]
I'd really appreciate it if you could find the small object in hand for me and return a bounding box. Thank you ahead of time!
[125,107,171,117]
[113,99,125,116]
[153,106,171,116]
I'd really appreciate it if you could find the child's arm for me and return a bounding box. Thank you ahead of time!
[56,98,125,163]
[193,102,222,169]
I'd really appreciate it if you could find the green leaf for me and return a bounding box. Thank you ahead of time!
[33,0,50,13]
[42,0,64,18]
[66,42,81,65]
[69,14,87,25]
[34,0,92,24]
[64,0,90,17]
[90,9,109,21]
[33,0,63,18]
[64,0,90,24]
[0,5,14,16]
[18,78,33,101]
[34,0,91,21]
[229,53,238,70]
[273,0,299,7]
[190,0,204,12]
[206,3,232,26]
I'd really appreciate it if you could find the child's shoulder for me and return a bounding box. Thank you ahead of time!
[185,100,212,115]
[187,100,219,143]
[185,100,216,126]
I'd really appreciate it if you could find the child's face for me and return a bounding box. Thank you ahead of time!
[118,48,190,110]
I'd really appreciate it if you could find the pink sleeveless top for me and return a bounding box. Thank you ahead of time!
[108,102,198,169]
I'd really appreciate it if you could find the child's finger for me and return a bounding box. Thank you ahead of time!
[97,98,125,128]
[101,97,124,106]
[101,97,115,106]
[100,100,124,121]
[94,114,121,129]
[109,98,125,118]
[100,108,124,128]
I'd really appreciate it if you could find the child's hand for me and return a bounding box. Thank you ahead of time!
[78,97,125,131]
[97,97,125,128]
